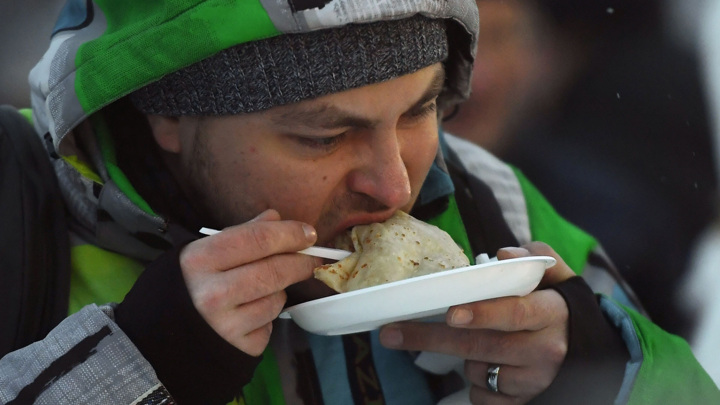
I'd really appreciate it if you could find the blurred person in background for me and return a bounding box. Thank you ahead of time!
[445,0,719,337]
[677,0,720,386]
[441,0,548,154]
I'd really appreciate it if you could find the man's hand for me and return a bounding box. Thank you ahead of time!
[379,242,575,404]
[179,209,321,356]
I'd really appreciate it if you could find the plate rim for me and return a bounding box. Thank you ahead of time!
[279,255,556,322]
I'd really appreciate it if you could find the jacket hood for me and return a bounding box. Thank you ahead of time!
[28,0,478,261]
[30,0,478,153]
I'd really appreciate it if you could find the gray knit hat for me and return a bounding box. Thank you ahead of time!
[130,15,448,116]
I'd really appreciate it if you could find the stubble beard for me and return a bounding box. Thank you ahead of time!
[183,125,416,243]
[182,125,254,230]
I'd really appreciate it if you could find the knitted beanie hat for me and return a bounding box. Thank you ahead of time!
[130,15,448,116]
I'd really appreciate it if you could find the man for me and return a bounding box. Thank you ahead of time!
[0,1,718,404]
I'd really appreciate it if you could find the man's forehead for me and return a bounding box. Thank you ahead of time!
[272,102,368,129]
[267,64,446,129]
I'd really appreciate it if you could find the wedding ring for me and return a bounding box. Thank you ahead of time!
[486,365,500,393]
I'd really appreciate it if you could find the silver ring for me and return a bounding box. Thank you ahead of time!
[486,365,500,393]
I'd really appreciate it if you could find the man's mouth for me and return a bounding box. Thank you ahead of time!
[330,212,397,241]
[285,278,338,307]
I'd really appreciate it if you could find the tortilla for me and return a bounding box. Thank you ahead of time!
[314,211,470,293]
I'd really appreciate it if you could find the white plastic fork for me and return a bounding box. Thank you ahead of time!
[198,227,352,261]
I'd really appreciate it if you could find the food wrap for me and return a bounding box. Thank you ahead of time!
[314,211,470,292]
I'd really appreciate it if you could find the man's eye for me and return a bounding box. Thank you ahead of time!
[295,133,346,150]
[408,100,438,119]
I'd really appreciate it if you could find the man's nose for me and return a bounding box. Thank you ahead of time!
[346,132,412,210]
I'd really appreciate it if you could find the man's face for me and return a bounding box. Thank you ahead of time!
[153,63,444,246]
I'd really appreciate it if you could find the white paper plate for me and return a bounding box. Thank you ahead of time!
[279,256,556,335]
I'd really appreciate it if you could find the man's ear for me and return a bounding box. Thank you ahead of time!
[146,115,181,153]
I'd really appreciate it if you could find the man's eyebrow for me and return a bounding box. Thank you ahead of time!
[273,64,446,130]
[274,103,376,130]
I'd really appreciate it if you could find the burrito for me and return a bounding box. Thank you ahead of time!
[314,211,470,292]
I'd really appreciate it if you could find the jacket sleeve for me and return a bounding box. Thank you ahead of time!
[532,202,719,401]
[531,276,629,405]
[443,134,720,402]
[601,298,720,404]
[0,304,175,404]
[515,171,720,403]
[0,247,262,404]
[529,266,720,405]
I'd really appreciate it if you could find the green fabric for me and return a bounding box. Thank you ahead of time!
[14,110,105,187]
[20,102,103,185]
[62,155,103,184]
[75,0,280,116]
[511,167,597,274]
[18,108,33,125]
[68,244,144,315]
[623,306,720,404]
[425,194,475,265]
[241,346,286,405]
[90,113,156,215]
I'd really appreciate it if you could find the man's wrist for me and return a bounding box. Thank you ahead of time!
[531,276,629,405]
[115,245,262,404]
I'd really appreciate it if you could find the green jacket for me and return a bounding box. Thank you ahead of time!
[1,0,717,404]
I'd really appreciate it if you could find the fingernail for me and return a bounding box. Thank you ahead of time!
[450,308,473,325]
[302,224,317,241]
[380,326,403,348]
[498,246,528,256]
[250,209,274,222]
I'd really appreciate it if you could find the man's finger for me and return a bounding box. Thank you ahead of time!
[447,290,568,332]
[523,242,575,286]
[183,215,318,272]
[193,252,320,310]
[379,321,562,366]
[496,246,531,261]
[468,384,523,405]
[496,242,575,287]
[465,361,554,399]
